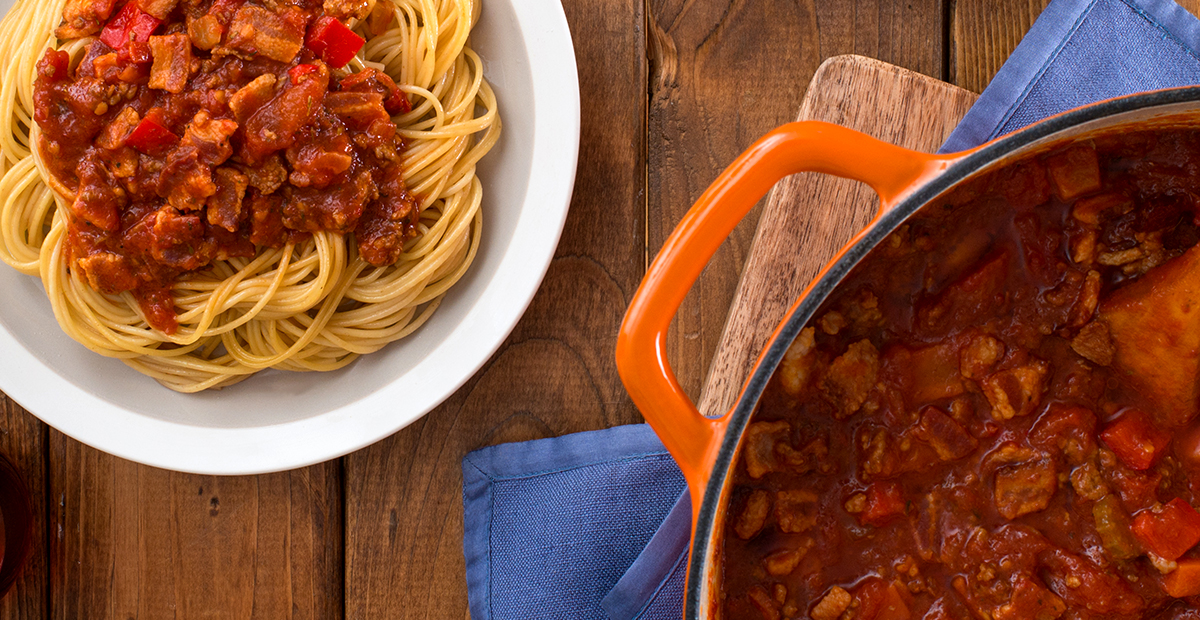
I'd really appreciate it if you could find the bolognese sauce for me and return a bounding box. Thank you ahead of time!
[35,0,416,333]
[724,130,1200,619]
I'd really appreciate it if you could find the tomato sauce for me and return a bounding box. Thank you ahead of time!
[723,129,1200,620]
[35,0,416,333]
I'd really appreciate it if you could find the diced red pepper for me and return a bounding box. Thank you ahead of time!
[860,481,906,527]
[99,2,161,51]
[1165,559,1200,598]
[1132,498,1200,561]
[125,113,178,155]
[1101,409,1171,470]
[306,16,364,68]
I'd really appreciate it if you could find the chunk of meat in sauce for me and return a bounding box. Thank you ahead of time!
[286,115,354,189]
[222,5,306,63]
[763,543,811,577]
[1039,547,1145,615]
[1071,320,1114,366]
[207,167,249,231]
[72,152,126,231]
[356,163,416,266]
[779,327,820,396]
[742,421,790,479]
[994,457,1057,520]
[810,587,852,620]
[323,0,371,20]
[77,252,139,293]
[283,169,375,233]
[56,0,117,38]
[981,359,1050,421]
[338,67,410,114]
[821,339,880,419]
[148,33,192,93]
[149,207,207,269]
[734,489,770,540]
[229,73,279,124]
[137,0,177,20]
[913,407,977,462]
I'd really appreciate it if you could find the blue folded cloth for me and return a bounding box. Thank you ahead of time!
[462,1,1200,618]
[462,425,686,620]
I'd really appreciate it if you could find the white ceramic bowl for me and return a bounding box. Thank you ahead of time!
[0,0,580,474]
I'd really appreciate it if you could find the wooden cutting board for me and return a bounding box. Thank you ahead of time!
[696,55,980,419]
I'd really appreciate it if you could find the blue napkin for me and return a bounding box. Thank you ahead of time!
[462,0,1200,618]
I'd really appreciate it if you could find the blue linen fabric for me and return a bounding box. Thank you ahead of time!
[462,0,1200,618]
[461,424,687,620]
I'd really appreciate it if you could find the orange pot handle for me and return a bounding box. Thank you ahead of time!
[616,121,955,507]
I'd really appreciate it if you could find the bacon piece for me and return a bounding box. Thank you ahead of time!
[136,0,176,20]
[338,67,409,115]
[323,0,371,20]
[324,92,390,131]
[56,0,118,39]
[206,168,249,232]
[158,149,215,211]
[224,5,306,63]
[95,106,141,150]
[148,33,192,93]
[187,14,223,50]
[180,111,237,167]
[228,73,277,124]
[149,207,206,269]
[76,251,138,293]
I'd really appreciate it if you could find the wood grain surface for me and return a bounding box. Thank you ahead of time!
[0,0,1167,617]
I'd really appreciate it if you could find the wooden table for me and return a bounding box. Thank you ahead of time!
[0,0,1192,617]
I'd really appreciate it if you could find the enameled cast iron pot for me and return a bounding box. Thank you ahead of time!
[615,86,1200,620]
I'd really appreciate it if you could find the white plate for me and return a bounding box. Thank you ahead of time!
[0,0,580,474]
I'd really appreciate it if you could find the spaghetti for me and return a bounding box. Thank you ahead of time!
[0,0,499,392]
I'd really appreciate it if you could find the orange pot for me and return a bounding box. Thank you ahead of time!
[615,87,1200,619]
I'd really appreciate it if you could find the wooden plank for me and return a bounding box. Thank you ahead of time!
[951,0,1049,93]
[49,434,341,620]
[341,0,649,616]
[697,55,977,420]
[0,397,45,620]
[646,0,947,407]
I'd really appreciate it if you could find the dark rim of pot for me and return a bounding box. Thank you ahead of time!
[686,84,1200,619]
